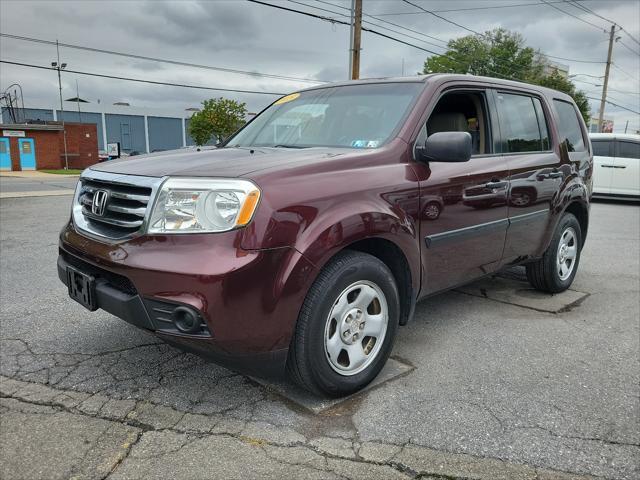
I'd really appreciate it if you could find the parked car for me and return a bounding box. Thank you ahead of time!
[58,75,592,396]
[590,133,640,200]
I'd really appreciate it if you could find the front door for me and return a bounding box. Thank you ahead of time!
[0,138,10,170]
[18,138,36,170]
[414,88,509,295]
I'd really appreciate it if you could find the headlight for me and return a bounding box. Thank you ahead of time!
[148,178,260,234]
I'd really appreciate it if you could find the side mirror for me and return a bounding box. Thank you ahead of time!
[420,131,472,163]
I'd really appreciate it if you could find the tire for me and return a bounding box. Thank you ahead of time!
[526,212,582,293]
[510,188,536,207]
[424,201,442,220]
[287,251,400,397]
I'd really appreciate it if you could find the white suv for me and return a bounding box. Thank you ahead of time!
[590,133,640,200]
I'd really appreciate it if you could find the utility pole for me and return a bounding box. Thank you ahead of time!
[53,40,69,169]
[598,25,616,133]
[350,0,362,80]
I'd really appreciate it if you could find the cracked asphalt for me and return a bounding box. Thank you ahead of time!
[0,195,638,480]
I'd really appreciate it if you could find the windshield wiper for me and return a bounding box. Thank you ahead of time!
[272,144,307,149]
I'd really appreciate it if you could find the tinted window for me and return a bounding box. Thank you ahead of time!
[496,93,544,152]
[617,141,640,159]
[592,140,612,157]
[553,100,585,152]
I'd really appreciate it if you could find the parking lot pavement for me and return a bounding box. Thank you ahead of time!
[0,176,78,198]
[1,196,638,480]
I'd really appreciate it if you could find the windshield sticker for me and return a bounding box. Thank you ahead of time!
[351,140,380,148]
[274,93,300,105]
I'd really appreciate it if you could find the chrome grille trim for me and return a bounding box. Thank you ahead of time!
[72,170,164,241]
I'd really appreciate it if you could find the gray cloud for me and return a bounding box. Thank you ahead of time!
[1,0,638,130]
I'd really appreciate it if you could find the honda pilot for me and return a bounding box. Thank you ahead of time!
[58,74,592,396]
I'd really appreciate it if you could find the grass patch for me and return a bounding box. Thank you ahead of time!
[39,169,83,175]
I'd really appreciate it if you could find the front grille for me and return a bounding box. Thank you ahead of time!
[73,171,161,240]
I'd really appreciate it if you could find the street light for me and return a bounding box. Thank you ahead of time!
[52,46,69,169]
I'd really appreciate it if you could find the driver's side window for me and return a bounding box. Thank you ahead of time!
[417,90,492,156]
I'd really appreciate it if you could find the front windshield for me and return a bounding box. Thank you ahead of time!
[226,82,423,149]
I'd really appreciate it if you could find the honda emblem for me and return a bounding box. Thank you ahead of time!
[92,189,109,216]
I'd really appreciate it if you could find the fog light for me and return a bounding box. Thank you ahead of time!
[171,306,201,334]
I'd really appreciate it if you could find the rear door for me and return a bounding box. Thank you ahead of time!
[612,139,640,197]
[495,90,563,262]
[591,138,615,195]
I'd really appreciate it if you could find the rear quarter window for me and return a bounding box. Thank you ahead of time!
[553,99,586,152]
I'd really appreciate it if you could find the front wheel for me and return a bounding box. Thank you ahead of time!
[526,212,582,293]
[287,251,399,397]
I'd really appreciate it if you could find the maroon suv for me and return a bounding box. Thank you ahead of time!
[58,74,592,396]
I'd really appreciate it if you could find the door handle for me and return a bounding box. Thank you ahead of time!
[614,165,627,169]
[601,164,615,168]
[484,181,507,189]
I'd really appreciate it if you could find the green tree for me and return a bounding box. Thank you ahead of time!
[423,28,542,82]
[536,71,590,123]
[188,97,247,146]
[422,28,590,122]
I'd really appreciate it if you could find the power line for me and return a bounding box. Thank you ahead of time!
[288,0,447,50]
[0,32,326,85]
[586,95,640,115]
[401,0,484,37]
[543,54,605,64]
[0,60,287,96]
[399,0,606,64]
[247,0,442,55]
[313,0,448,46]
[619,41,640,57]
[539,0,607,32]
[612,63,640,82]
[564,1,640,46]
[570,73,604,79]
[371,0,573,16]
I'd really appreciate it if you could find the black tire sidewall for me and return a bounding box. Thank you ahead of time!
[303,254,400,396]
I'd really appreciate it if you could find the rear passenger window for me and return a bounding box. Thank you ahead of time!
[617,141,640,159]
[553,100,585,152]
[592,140,613,157]
[496,93,546,153]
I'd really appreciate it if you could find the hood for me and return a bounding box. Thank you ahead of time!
[89,146,352,178]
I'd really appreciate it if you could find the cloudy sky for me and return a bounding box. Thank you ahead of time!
[1,0,638,132]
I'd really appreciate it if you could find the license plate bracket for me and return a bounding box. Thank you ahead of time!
[67,266,97,311]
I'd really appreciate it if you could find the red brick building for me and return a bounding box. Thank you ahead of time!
[0,122,99,171]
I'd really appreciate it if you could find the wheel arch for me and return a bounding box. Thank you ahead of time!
[563,200,589,247]
[341,237,415,326]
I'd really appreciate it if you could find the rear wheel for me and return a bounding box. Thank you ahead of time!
[287,251,399,397]
[526,212,582,293]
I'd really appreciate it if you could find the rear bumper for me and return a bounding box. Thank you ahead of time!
[58,221,316,379]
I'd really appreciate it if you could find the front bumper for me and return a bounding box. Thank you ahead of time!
[58,221,316,378]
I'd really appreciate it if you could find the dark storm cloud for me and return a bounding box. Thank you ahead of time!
[1,0,638,130]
